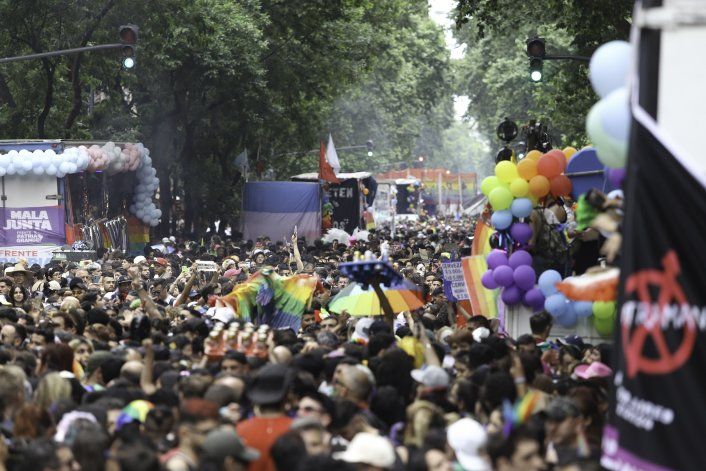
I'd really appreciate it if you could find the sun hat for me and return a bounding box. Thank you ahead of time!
[447,418,489,471]
[573,361,612,380]
[333,432,395,468]
[410,365,450,389]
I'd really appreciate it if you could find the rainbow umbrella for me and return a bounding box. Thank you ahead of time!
[116,399,154,430]
[328,279,424,316]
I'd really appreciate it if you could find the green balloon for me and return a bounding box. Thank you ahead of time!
[481,176,501,196]
[592,301,616,320]
[593,316,615,337]
[586,100,627,168]
[488,186,513,211]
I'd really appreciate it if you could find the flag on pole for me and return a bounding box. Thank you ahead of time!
[326,134,341,175]
[472,220,494,256]
[461,255,498,318]
[319,141,339,183]
[234,149,249,180]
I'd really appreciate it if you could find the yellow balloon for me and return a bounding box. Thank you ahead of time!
[563,146,578,161]
[495,160,518,184]
[510,178,529,197]
[525,150,542,162]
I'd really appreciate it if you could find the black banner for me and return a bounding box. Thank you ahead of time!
[329,178,360,234]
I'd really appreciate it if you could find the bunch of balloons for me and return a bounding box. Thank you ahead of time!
[128,147,162,227]
[591,301,617,337]
[586,40,632,169]
[481,249,545,309]
[85,142,144,173]
[539,270,594,328]
[0,148,90,178]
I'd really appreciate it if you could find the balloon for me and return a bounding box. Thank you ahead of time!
[545,293,568,318]
[546,150,567,173]
[0,168,5,177]
[550,175,572,197]
[32,166,44,175]
[537,154,563,179]
[525,150,542,162]
[592,301,616,320]
[495,161,518,183]
[481,269,498,290]
[513,265,536,290]
[573,301,594,318]
[481,176,502,196]
[556,305,578,327]
[607,167,626,187]
[563,147,578,161]
[486,249,509,269]
[501,285,522,305]
[589,40,631,98]
[488,187,513,211]
[508,250,533,269]
[538,270,562,296]
[492,265,515,288]
[509,178,529,197]
[600,87,631,141]
[529,175,550,197]
[517,159,538,180]
[509,222,532,244]
[524,288,546,312]
[586,92,628,168]
[510,198,533,219]
[593,316,615,337]
[491,210,513,230]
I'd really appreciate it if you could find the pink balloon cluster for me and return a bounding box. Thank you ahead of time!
[481,249,545,310]
[122,143,142,172]
[86,145,110,171]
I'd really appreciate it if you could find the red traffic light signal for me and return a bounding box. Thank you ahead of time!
[119,24,138,68]
[526,37,545,58]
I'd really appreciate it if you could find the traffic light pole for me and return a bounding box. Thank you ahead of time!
[543,54,590,63]
[0,43,125,64]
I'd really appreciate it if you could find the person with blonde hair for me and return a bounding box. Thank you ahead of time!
[34,372,72,410]
[60,296,81,313]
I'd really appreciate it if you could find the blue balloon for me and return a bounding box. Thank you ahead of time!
[544,293,568,318]
[510,198,533,219]
[572,301,593,318]
[556,304,578,327]
[538,270,562,296]
[589,41,631,98]
[600,87,630,141]
[491,210,513,230]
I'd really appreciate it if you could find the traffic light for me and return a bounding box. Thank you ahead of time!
[119,24,138,69]
[366,140,374,157]
[526,37,545,82]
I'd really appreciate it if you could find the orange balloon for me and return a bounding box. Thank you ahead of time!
[546,150,567,172]
[550,175,572,197]
[537,154,562,179]
[525,150,542,161]
[529,175,550,197]
[517,159,538,180]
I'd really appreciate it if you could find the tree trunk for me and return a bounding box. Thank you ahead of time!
[37,60,55,138]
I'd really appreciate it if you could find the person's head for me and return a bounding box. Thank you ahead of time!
[11,285,29,306]
[199,426,260,471]
[291,418,330,456]
[334,432,396,470]
[0,366,26,415]
[1,322,26,348]
[487,426,545,471]
[220,350,249,375]
[447,329,474,357]
[296,391,335,428]
[246,363,294,412]
[69,339,92,367]
[14,438,79,471]
[320,316,338,332]
[102,276,116,293]
[545,397,583,447]
[334,364,374,404]
[177,399,220,452]
[301,311,317,331]
[34,372,72,410]
[529,311,553,340]
[0,278,12,296]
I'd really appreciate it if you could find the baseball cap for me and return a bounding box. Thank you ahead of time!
[333,432,395,468]
[154,258,168,267]
[134,256,147,264]
[201,427,260,464]
[557,335,585,351]
[573,361,612,380]
[410,365,450,389]
[447,418,489,471]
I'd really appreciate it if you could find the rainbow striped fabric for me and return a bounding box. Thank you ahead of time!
[472,220,494,256]
[222,270,320,331]
[461,255,498,318]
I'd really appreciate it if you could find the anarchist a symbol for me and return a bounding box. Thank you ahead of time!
[623,250,696,378]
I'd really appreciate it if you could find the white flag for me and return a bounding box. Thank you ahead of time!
[234,149,248,180]
[326,134,341,175]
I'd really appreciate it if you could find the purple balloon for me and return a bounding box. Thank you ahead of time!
[524,287,546,312]
[513,265,537,291]
[492,265,514,288]
[510,223,533,244]
[481,269,498,290]
[486,249,509,270]
[501,285,522,305]
[508,250,533,269]
[607,167,626,187]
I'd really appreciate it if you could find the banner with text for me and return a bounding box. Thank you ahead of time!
[441,260,469,301]
[0,206,65,246]
[0,245,58,266]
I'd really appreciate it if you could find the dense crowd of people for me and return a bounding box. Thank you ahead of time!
[0,216,612,471]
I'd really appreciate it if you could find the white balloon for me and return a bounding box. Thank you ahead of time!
[46,165,57,176]
[32,166,44,175]
[0,168,6,177]
[589,40,631,98]
[22,160,32,172]
[16,167,27,176]
[45,149,57,159]
[6,163,16,175]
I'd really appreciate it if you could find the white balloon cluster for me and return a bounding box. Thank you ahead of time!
[127,146,162,227]
[0,147,90,178]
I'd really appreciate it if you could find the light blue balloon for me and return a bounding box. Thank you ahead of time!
[511,198,533,219]
[600,87,630,141]
[586,99,628,169]
[573,301,593,318]
[538,270,562,296]
[557,304,578,327]
[589,41,631,98]
[491,210,513,230]
[544,293,568,318]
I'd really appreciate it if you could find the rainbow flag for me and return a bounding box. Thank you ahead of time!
[472,220,494,256]
[461,255,498,318]
[222,270,320,331]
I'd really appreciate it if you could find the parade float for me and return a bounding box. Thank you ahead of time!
[0,140,160,265]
